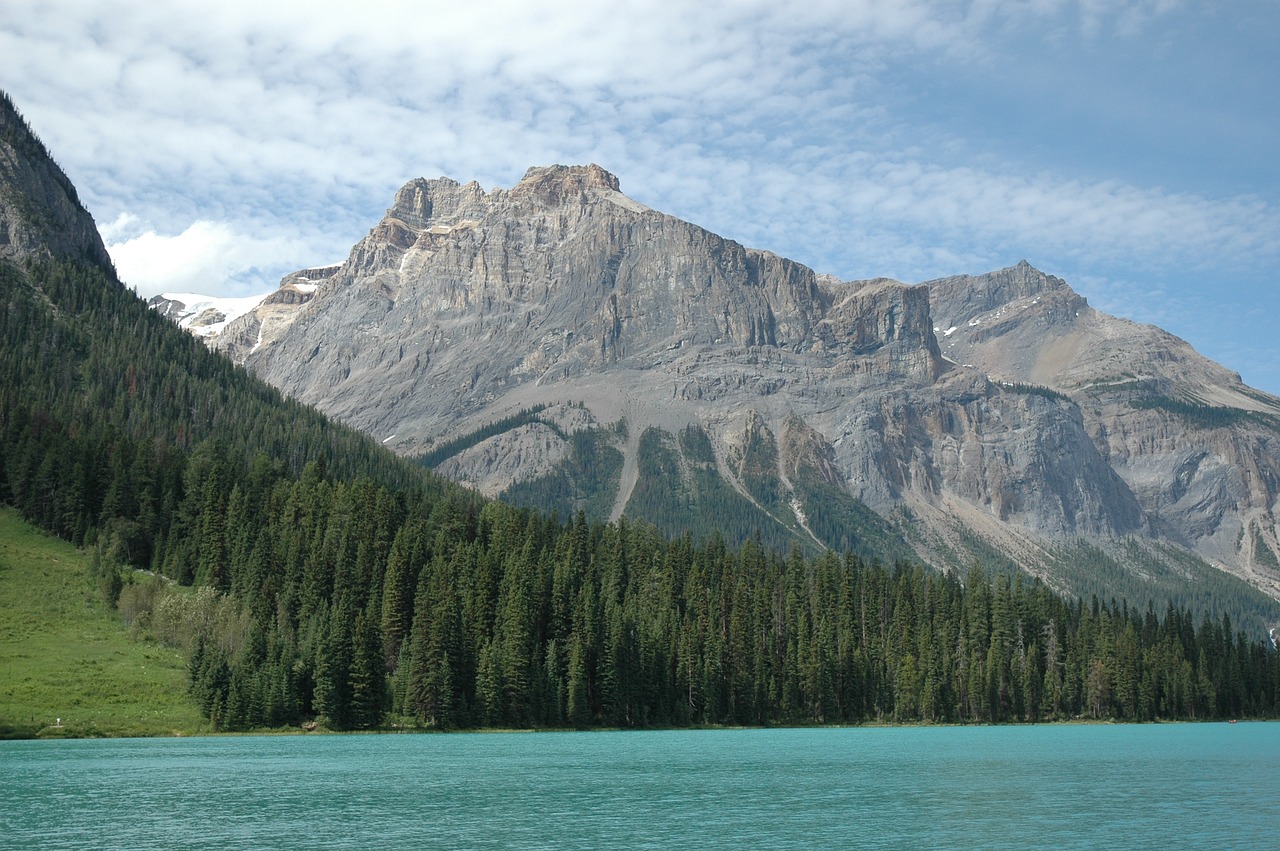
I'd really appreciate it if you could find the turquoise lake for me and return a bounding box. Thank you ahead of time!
[2,724,1275,849]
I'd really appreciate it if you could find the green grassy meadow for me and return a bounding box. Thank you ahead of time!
[0,507,205,738]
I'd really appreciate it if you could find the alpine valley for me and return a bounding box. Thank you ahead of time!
[157,164,1280,621]
[5,84,1280,737]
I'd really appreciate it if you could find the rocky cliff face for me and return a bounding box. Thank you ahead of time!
[0,93,114,270]
[177,164,1280,604]
[926,262,1280,595]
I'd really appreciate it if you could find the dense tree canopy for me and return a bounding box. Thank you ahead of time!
[176,478,1280,730]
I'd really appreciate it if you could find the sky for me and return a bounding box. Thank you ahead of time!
[2,0,1278,393]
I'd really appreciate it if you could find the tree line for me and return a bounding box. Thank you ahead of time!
[157,465,1279,730]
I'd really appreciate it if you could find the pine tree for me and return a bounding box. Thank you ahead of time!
[348,607,387,729]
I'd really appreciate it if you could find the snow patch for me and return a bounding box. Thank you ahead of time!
[382,434,396,444]
[152,291,270,337]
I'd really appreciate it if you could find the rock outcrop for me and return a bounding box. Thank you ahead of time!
[0,92,114,270]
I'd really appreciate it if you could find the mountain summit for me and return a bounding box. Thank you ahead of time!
[180,165,1280,606]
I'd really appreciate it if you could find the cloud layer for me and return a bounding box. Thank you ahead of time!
[2,0,1277,389]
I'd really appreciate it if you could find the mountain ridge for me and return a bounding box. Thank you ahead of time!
[157,163,1280,605]
[0,91,114,271]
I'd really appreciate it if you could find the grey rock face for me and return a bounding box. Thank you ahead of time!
[246,164,942,435]
[186,164,1278,600]
[824,370,1145,538]
[0,95,114,270]
[926,263,1280,595]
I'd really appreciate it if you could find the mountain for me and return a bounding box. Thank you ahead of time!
[147,291,269,339]
[0,102,112,272]
[926,264,1280,578]
[175,164,1280,612]
[151,268,325,360]
[4,89,1277,733]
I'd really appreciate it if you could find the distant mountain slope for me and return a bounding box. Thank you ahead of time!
[149,266,327,359]
[179,164,1280,610]
[148,291,271,338]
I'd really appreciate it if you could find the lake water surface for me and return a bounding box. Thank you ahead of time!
[2,724,1275,849]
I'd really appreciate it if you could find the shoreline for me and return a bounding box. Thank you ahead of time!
[7,714,1262,743]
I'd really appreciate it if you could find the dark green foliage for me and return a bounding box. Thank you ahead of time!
[625,426,805,553]
[416,405,551,468]
[362,509,1276,726]
[88,543,124,609]
[1254,535,1280,571]
[789,462,915,565]
[947,524,1026,581]
[998,382,1071,403]
[736,421,784,515]
[624,428,686,526]
[677,423,716,464]
[1046,540,1280,639]
[1130,396,1280,432]
[500,427,625,522]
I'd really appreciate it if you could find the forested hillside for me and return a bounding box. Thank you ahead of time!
[0,254,437,559]
[2,90,1278,733]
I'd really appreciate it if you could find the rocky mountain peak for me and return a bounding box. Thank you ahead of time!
[926,260,1085,333]
[385,164,625,234]
[513,163,621,200]
[389,177,487,230]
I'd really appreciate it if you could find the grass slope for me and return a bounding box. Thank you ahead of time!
[0,507,203,738]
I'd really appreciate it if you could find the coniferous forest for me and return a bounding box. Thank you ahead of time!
[2,94,1278,732]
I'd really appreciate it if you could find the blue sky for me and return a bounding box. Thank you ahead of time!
[3,0,1277,393]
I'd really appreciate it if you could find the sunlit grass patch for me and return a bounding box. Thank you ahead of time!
[0,508,205,738]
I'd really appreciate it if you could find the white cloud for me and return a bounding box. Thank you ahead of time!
[4,3,1263,280]
[107,219,312,298]
[98,212,143,244]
